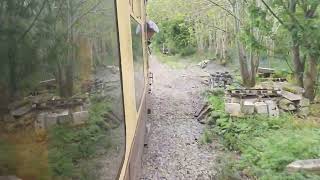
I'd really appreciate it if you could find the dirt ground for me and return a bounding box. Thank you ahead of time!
[141,56,228,180]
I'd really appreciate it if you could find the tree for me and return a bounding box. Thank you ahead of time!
[262,0,320,100]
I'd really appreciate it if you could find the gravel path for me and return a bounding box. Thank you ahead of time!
[141,56,228,180]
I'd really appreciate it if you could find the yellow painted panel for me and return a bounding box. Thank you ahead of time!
[116,0,139,179]
[117,0,149,178]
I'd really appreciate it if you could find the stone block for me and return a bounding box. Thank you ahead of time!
[231,97,241,103]
[35,112,48,132]
[255,102,268,115]
[287,159,320,174]
[225,103,241,116]
[265,100,279,117]
[10,103,33,117]
[242,101,255,115]
[299,98,310,107]
[298,107,310,117]
[279,98,296,111]
[281,90,302,101]
[72,111,89,125]
[56,110,73,124]
[46,113,58,128]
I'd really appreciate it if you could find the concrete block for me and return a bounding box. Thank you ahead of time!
[35,112,59,132]
[35,112,48,132]
[242,101,255,115]
[255,102,268,115]
[287,159,320,174]
[265,100,279,117]
[231,97,240,103]
[46,113,58,128]
[225,103,241,116]
[56,110,73,124]
[72,111,89,125]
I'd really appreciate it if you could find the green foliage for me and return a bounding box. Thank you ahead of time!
[0,0,119,98]
[208,95,225,113]
[180,46,197,57]
[153,17,196,56]
[241,129,320,172]
[200,129,215,144]
[205,93,320,179]
[48,97,113,179]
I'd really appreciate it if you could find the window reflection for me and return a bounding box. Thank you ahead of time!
[0,0,125,180]
[131,17,145,110]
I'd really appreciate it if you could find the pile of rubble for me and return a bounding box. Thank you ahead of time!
[209,72,233,89]
[202,71,233,89]
[0,79,82,132]
[1,74,121,135]
[2,93,91,133]
[198,66,311,119]
[224,87,310,118]
[225,88,281,117]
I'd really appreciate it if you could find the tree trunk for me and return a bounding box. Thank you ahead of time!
[304,55,317,101]
[232,0,254,87]
[289,0,305,87]
[292,39,304,87]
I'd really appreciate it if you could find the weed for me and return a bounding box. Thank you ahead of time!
[205,93,320,179]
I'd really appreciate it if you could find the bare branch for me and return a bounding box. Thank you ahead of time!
[68,0,104,30]
[18,0,49,43]
[206,0,242,23]
[260,0,285,25]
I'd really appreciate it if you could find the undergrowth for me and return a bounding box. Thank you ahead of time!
[48,96,115,179]
[204,94,320,180]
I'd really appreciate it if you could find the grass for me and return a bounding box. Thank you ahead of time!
[203,94,320,180]
[154,50,216,69]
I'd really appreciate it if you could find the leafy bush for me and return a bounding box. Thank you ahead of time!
[180,46,197,56]
[153,16,197,56]
[205,94,320,179]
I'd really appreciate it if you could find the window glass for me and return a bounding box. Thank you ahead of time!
[130,17,145,110]
[0,1,125,180]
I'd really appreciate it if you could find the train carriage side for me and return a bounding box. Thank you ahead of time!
[0,0,149,179]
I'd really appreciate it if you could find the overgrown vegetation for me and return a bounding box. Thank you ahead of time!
[147,0,225,58]
[203,94,320,179]
[148,0,320,101]
[48,97,116,179]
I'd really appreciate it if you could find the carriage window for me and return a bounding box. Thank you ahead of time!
[0,0,125,179]
[131,17,145,110]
